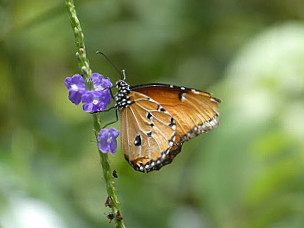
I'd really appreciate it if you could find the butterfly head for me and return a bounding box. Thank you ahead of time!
[115,80,132,110]
[116,79,129,90]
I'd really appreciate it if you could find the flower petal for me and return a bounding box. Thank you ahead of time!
[102,77,113,88]
[97,128,119,155]
[109,140,117,155]
[81,91,93,103]
[83,103,94,112]
[65,77,72,90]
[69,91,82,105]
[109,128,120,138]
[99,138,110,153]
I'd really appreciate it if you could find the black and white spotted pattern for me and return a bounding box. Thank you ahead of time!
[118,84,177,172]
[115,80,132,110]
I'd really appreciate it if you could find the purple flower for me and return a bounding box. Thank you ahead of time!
[81,90,111,113]
[98,128,120,155]
[65,72,113,111]
[65,74,86,105]
[91,73,113,91]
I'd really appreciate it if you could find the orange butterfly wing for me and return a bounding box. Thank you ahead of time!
[120,91,176,172]
[131,84,221,170]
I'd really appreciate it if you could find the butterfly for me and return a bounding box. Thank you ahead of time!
[112,74,221,173]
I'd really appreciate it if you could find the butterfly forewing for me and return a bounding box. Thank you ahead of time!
[120,91,176,172]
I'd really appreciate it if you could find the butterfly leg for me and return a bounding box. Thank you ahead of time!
[102,109,119,128]
[101,87,115,99]
[102,106,116,112]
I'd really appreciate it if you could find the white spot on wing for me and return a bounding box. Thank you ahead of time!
[191,89,199,94]
[210,97,219,103]
[181,93,186,102]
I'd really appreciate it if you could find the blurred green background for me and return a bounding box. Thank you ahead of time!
[1,0,304,227]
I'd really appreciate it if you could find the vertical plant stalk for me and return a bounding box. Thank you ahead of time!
[65,1,125,227]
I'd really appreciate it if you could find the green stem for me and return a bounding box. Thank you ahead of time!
[65,0,92,88]
[66,1,125,227]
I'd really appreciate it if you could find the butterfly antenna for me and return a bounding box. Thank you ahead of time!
[122,69,126,80]
[96,51,124,79]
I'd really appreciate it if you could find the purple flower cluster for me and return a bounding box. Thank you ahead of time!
[65,73,112,113]
[65,73,119,154]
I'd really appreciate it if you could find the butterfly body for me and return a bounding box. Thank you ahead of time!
[115,80,220,172]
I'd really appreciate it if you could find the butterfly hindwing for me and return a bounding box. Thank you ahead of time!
[120,91,176,172]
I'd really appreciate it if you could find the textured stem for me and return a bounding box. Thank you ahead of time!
[66,0,92,88]
[66,1,125,227]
